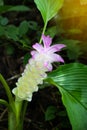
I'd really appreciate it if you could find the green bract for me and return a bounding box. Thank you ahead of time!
[34,0,64,24]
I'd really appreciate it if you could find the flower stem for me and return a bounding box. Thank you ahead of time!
[8,111,23,130]
[15,100,23,123]
[21,101,28,121]
[39,21,48,44]
[8,100,23,130]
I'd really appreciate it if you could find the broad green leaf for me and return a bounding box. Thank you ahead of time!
[47,63,87,130]
[34,0,64,24]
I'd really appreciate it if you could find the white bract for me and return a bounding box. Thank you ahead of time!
[12,34,66,101]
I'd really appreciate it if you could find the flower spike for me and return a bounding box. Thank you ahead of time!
[12,34,66,101]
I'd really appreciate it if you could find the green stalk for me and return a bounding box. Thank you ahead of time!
[15,100,23,122]
[8,100,28,130]
[39,21,48,44]
[8,100,23,130]
[8,111,16,130]
[0,74,24,130]
[0,74,15,112]
[10,99,28,130]
[21,101,28,121]
[8,111,23,130]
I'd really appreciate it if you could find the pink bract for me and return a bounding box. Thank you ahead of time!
[30,34,66,71]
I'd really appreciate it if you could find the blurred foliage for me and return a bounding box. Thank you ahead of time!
[55,0,87,62]
[45,106,58,121]
[0,5,30,13]
[0,16,40,54]
[0,0,40,55]
[61,39,82,60]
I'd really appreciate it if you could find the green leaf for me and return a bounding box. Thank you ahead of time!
[0,74,15,112]
[34,0,64,24]
[18,20,29,37]
[0,74,13,103]
[45,106,58,121]
[8,5,30,12]
[28,21,38,30]
[5,25,19,41]
[47,63,87,130]
[18,39,30,48]
[0,17,8,25]
[0,5,30,13]
[0,99,9,108]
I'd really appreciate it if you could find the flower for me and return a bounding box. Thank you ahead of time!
[12,34,66,101]
[31,34,66,71]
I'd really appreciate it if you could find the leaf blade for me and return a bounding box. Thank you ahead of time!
[34,0,64,23]
[47,63,87,130]
[59,87,87,130]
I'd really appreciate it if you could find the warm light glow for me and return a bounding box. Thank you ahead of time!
[60,0,87,18]
[80,0,87,5]
[56,0,87,56]
[58,0,87,36]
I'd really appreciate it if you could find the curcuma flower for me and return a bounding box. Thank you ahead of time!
[12,34,66,101]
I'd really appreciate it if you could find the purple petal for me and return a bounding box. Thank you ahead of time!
[31,50,37,56]
[51,53,65,63]
[42,34,52,48]
[48,44,66,53]
[32,43,43,52]
[44,62,53,71]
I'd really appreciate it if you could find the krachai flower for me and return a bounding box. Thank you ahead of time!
[31,34,66,71]
[12,34,66,101]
